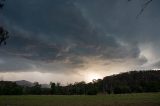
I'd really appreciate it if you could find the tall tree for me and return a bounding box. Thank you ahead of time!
[0,0,9,46]
[0,0,5,8]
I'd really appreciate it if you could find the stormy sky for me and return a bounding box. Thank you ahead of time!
[0,0,160,84]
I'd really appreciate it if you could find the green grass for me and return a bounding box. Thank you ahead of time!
[0,93,160,106]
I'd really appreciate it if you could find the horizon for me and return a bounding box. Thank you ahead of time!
[1,69,159,85]
[0,0,160,84]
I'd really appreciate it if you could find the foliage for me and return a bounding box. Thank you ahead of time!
[0,70,160,95]
[0,0,9,46]
[0,81,23,95]
[103,70,160,94]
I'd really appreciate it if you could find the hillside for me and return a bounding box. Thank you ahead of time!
[0,70,160,95]
[15,80,50,88]
[102,70,160,94]
[15,80,33,87]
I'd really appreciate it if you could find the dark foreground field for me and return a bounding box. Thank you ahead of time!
[0,93,160,106]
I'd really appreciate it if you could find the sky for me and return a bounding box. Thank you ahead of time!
[0,0,160,84]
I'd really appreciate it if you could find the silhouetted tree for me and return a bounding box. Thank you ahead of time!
[103,70,160,94]
[0,0,5,8]
[0,27,9,45]
[0,81,23,95]
[0,0,9,46]
[30,82,41,95]
[50,82,56,94]
[0,70,160,95]
[86,82,98,95]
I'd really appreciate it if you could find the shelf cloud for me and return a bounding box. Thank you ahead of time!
[0,0,160,83]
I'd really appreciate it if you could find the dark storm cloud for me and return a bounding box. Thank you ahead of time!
[1,0,159,72]
[76,0,160,68]
[78,0,160,44]
[0,55,34,72]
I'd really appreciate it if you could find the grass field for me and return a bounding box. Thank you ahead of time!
[0,93,160,106]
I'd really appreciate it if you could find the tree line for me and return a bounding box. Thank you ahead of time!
[103,70,160,94]
[0,70,160,95]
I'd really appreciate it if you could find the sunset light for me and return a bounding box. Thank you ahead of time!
[85,72,102,82]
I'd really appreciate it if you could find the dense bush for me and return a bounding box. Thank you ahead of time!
[0,70,160,95]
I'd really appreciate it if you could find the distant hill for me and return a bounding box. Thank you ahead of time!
[41,84,51,88]
[15,80,33,87]
[15,80,50,88]
[0,70,159,95]
[102,70,160,94]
